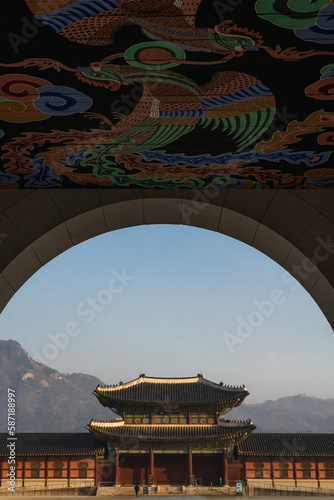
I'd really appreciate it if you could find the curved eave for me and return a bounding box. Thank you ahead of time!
[86,425,256,444]
[93,392,248,410]
[237,451,334,458]
[0,451,102,457]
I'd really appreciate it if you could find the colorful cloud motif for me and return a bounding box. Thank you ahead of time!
[255,0,334,44]
[34,85,92,116]
[0,74,92,123]
[295,3,334,44]
[305,64,334,100]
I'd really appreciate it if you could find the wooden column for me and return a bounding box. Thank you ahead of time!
[149,449,154,484]
[222,450,228,486]
[0,458,3,487]
[188,448,193,485]
[316,459,320,488]
[44,458,48,488]
[95,456,99,487]
[188,412,192,424]
[151,412,154,424]
[115,450,120,486]
[67,457,71,487]
[293,459,297,487]
[270,459,274,487]
[215,413,220,424]
[22,458,26,488]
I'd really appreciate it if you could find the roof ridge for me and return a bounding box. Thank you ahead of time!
[89,421,253,427]
[96,375,247,391]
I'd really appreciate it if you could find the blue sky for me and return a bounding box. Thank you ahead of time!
[1,224,333,404]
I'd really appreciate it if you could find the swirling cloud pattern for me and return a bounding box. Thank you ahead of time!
[34,86,92,116]
[305,65,334,100]
[0,74,92,123]
[295,4,334,44]
[256,0,334,44]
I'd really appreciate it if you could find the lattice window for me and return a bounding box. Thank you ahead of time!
[78,461,88,478]
[324,464,334,479]
[30,462,41,469]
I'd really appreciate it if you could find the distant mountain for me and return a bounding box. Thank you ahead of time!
[0,339,112,432]
[0,340,333,433]
[228,395,334,433]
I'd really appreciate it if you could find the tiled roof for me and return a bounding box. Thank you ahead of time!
[0,433,105,457]
[87,420,255,442]
[236,433,334,457]
[95,375,248,408]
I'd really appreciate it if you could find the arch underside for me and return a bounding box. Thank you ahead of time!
[0,189,333,330]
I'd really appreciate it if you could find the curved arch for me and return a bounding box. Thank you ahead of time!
[0,189,333,330]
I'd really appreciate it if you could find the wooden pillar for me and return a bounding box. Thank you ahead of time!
[188,448,193,485]
[95,456,99,487]
[22,457,26,488]
[222,450,228,486]
[115,450,120,486]
[316,459,320,488]
[293,459,297,487]
[215,413,220,424]
[44,458,48,488]
[0,458,3,487]
[188,412,192,425]
[151,412,154,424]
[270,459,274,487]
[67,457,71,487]
[149,449,154,484]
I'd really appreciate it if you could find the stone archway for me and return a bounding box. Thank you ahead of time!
[0,189,333,330]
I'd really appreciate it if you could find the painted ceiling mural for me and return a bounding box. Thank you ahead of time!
[0,0,333,188]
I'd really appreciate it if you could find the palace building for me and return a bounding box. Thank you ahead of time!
[86,374,256,486]
[1,375,334,494]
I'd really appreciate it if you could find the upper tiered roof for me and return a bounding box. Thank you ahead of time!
[93,374,248,414]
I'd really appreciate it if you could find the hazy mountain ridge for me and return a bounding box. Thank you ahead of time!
[0,339,113,432]
[228,395,334,433]
[1,340,333,433]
